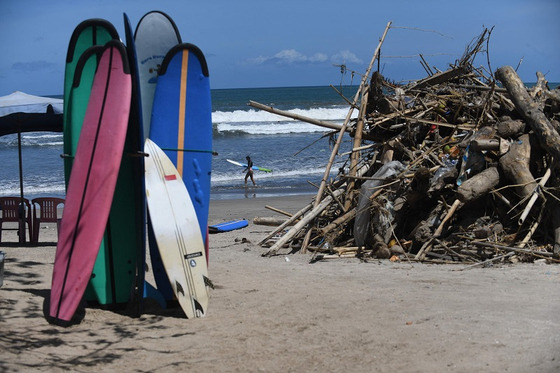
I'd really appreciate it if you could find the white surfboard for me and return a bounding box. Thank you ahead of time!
[144,139,210,318]
[226,159,273,173]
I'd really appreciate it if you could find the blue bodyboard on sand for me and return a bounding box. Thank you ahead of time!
[209,219,249,234]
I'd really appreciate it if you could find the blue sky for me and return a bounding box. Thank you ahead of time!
[1,0,559,96]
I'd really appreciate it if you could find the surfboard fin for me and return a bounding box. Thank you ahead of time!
[193,298,205,317]
[175,280,185,296]
[203,275,214,289]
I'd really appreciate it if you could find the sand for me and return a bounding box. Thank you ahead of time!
[1,194,559,372]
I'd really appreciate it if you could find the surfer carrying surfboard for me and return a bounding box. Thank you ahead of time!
[243,156,256,186]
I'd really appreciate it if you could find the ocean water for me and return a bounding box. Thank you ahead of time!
[0,85,358,200]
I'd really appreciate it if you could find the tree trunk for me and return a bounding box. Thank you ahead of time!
[496,66,560,162]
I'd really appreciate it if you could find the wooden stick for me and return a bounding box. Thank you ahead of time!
[333,246,360,254]
[329,84,355,108]
[316,253,357,260]
[339,144,375,157]
[408,65,469,90]
[312,21,392,208]
[345,90,369,210]
[470,240,553,257]
[300,229,314,254]
[402,116,474,130]
[253,217,293,226]
[414,237,435,261]
[320,208,357,236]
[455,252,515,271]
[433,199,462,237]
[516,210,542,249]
[265,205,294,218]
[518,166,552,225]
[258,202,313,246]
[434,238,474,261]
[367,105,427,128]
[263,188,345,256]
[327,185,346,213]
[247,100,349,133]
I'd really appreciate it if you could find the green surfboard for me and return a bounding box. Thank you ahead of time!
[63,19,119,179]
[63,19,142,309]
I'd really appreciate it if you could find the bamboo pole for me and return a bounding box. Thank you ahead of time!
[263,188,345,256]
[518,166,552,225]
[313,21,392,208]
[345,90,369,210]
[299,22,392,253]
[320,208,357,236]
[248,100,349,133]
[258,202,313,246]
[265,205,294,218]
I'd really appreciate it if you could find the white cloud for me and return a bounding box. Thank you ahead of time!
[12,60,57,72]
[331,50,363,65]
[248,49,329,65]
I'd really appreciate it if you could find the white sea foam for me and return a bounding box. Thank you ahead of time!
[212,106,354,135]
[210,166,335,184]
[0,132,63,147]
[217,121,327,135]
[212,107,350,123]
[0,182,65,198]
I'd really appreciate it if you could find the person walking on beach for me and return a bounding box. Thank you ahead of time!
[244,155,256,186]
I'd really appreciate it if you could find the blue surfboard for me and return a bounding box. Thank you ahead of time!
[134,11,183,304]
[150,43,212,242]
[148,43,212,302]
[209,219,249,233]
[134,10,181,140]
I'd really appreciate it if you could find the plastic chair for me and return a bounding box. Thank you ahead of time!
[0,197,33,243]
[31,198,65,244]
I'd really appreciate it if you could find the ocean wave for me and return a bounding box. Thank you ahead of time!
[0,133,63,147]
[214,121,329,135]
[0,182,66,198]
[211,106,355,135]
[212,106,351,124]
[211,167,333,184]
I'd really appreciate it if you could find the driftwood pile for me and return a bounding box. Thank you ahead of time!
[256,24,560,266]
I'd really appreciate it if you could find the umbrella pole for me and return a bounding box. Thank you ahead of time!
[17,132,25,243]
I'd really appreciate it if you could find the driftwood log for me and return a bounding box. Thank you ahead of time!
[253,217,292,227]
[496,66,560,162]
[498,134,536,200]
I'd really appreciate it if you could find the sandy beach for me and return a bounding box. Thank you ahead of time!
[1,194,559,372]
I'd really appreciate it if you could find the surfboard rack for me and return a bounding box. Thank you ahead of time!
[161,147,218,156]
[129,151,150,157]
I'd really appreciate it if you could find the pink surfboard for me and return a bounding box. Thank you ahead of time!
[48,40,131,325]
